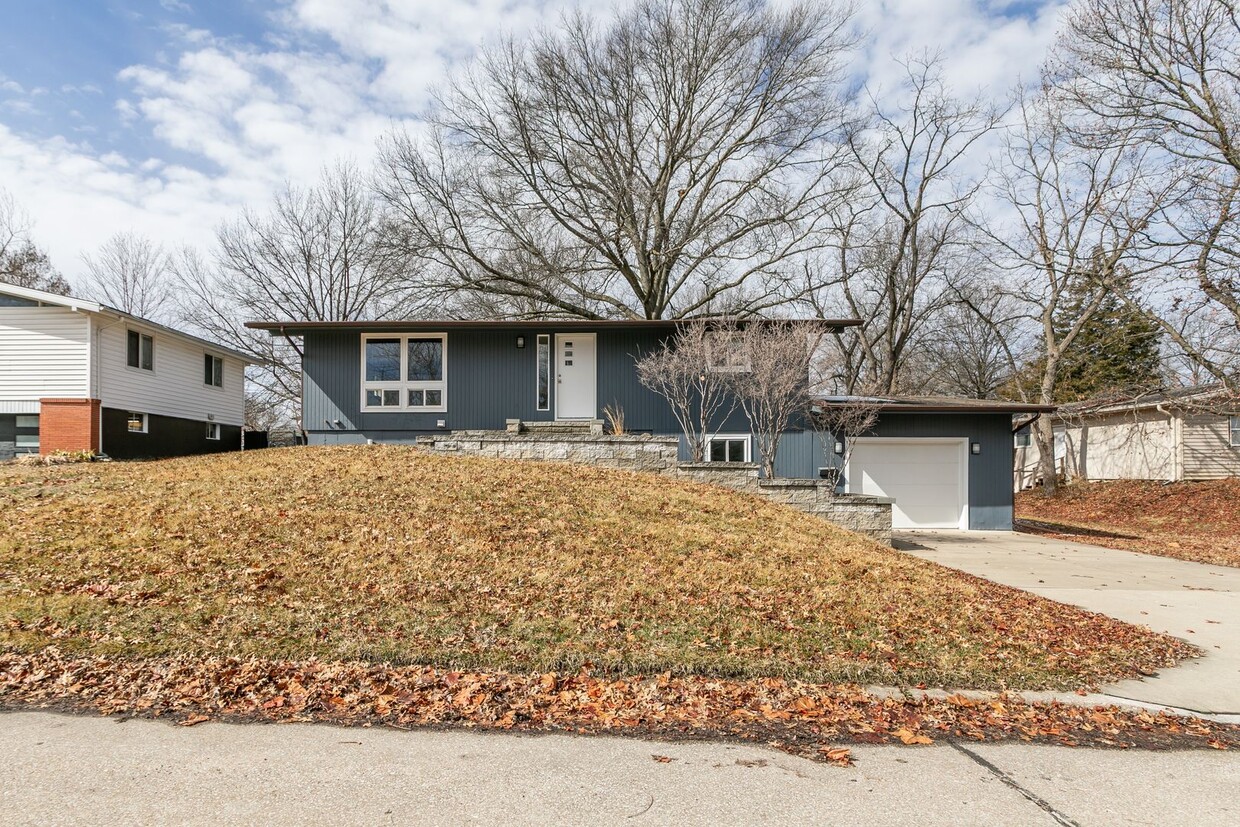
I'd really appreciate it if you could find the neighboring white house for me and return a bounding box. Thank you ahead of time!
[1014,385,1240,488]
[0,281,253,460]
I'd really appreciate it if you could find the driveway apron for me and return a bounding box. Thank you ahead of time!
[894,530,1240,715]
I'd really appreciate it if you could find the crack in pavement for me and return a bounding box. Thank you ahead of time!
[949,742,1080,827]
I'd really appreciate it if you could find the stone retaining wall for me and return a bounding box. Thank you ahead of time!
[414,433,680,473]
[411,434,892,544]
[676,462,893,545]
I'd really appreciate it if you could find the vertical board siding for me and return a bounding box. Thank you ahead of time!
[0,306,89,400]
[1182,413,1240,480]
[868,412,1015,530]
[95,321,246,427]
[303,326,751,435]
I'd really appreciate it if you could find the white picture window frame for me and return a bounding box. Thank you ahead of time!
[360,333,447,413]
[706,434,751,463]
[705,331,749,374]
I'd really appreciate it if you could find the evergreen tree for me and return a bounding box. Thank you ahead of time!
[1051,266,1162,402]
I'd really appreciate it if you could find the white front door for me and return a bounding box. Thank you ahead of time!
[846,438,968,529]
[554,333,596,420]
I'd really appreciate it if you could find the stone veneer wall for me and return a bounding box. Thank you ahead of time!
[413,433,681,473]
[675,463,893,545]
[411,434,893,544]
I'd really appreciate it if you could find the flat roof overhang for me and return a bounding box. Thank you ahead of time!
[814,397,1057,415]
[245,318,862,335]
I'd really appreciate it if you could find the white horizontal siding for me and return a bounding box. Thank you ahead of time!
[95,320,246,427]
[0,306,90,400]
[1181,413,1240,480]
[1059,410,1178,482]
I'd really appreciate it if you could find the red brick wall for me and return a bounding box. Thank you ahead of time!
[39,398,101,455]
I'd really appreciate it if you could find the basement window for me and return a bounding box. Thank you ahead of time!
[127,412,148,433]
[127,330,154,371]
[361,334,447,412]
[707,434,751,463]
[205,422,221,440]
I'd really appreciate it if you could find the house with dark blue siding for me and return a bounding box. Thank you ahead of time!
[246,319,1052,531]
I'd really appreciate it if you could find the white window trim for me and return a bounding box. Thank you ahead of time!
[126,329,155,373]
[360,333,448,413]
[1230,415,1240,447]
[706,433,752,463]
[127,412,148,434]
[205,422,221,440]
[1014,430,1031,448]
[204,352,224,389]
[535,334,551,412]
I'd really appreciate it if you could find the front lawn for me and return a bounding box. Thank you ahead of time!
[1017,479,1240,569]
[0,446,1193,691]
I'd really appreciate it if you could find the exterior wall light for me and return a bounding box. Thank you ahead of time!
[971,442,981,455]
[833,439,845,455]
[516,336,526,348]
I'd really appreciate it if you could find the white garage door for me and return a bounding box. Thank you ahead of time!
[847,439,967,529]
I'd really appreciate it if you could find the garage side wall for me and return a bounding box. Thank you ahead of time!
[868,412,1015,530]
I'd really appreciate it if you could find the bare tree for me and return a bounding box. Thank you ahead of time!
[634,321,739,462]
[980,82,1177,493]
[80,232,173,320]
[377,0,857,320]
[731,321,816,477]
[176,163,421,416]
[806,55,1003,393]
[921,286,1030,398]
[1056,0,1240,388]
[0,188,69,295]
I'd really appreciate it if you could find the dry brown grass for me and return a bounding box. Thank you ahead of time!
[1017,479,1240,568]
[0,446,1194,690]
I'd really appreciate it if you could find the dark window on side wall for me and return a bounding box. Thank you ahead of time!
[127,331,153,370]
[204,354,223,387]
[1015,427,1031,448]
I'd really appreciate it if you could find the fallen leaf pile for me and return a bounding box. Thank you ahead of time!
[0,447,1198,691]
[1017,479,1240,568]
[2,649,1234,760]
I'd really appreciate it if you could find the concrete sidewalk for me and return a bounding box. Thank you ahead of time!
[895,530,1240,715]
[1,711,1237,826]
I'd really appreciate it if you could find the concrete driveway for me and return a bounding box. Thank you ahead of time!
[895,530,1240,715]
[2,711,1238,826]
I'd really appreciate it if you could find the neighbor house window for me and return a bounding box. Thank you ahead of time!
[536,334,551,411]
[361,334,447,411]
[127,412,147,433]
[205,422,221,440]
[204,354,223,387]
[707,434,751,463]
[706,331,748,373]
[1231,415,1240,447]
[1014,428,1031,448]
[14,414,38,454]
[127,330,154,371]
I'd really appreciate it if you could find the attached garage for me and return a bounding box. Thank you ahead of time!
[818,397,1057,531]
[847,438,968,529]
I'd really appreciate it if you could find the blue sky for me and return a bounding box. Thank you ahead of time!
[0,0,1068,285]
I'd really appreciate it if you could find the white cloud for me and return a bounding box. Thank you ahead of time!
[0,0,1070,285]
